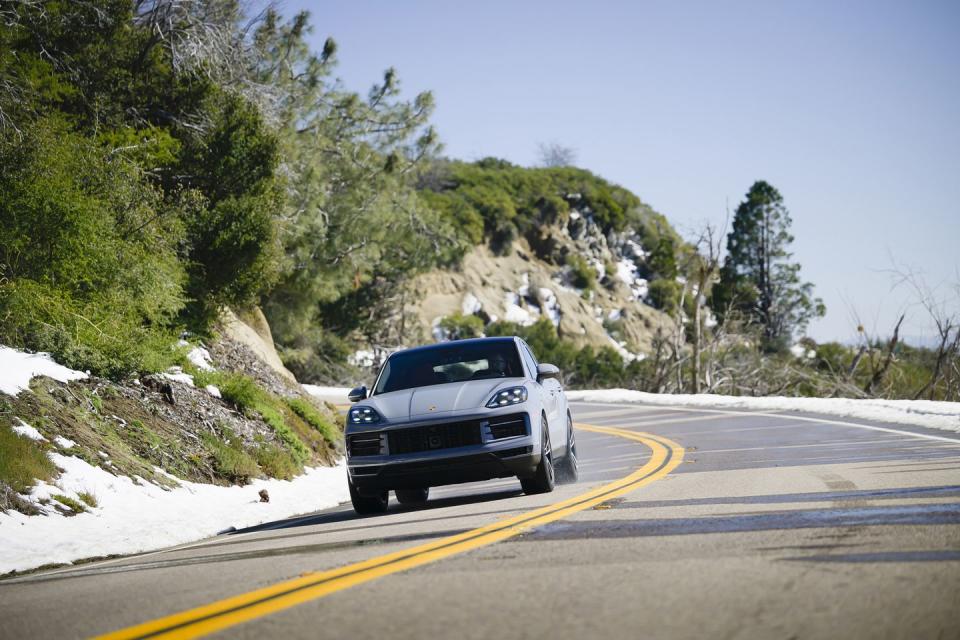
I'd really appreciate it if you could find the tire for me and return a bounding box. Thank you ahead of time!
[395,487,430,505]
[555,412,578,484]
[521,414,556,495]
[349,478,389,515]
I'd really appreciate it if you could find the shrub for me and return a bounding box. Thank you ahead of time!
[215,373,261,415]
[76,491,98,508]
[179,92,283,322]
[201,430,260,485]
[648,278,680,313]
[0,119,186,378]
[566,254,597,290]
[254,442,300,480]
[51,494,87,515]
[0,424,56,495]
[257,404,310,464]
[286,397,339,445]
[438,313,485,341]
[195,370,314,467]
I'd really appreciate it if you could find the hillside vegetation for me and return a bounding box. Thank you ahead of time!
[0,0,956,518]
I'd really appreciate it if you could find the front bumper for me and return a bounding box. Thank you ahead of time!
[346,410,539,492]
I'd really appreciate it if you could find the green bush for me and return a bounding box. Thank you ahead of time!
[566,254,597,290]
[77,491,98,508]
[179,92,283,323]
[0,424,56,495]
[257,404,310,464]
[418,160,648,256]
[215,373,261,415]
[0,119,186,378]
[201,430,260,485]
[254,442,300,480]
[648,278,680,313]
[438,313,485,341]
[286,397,339,444]
[195,370,314,466]
[51,494,87,515]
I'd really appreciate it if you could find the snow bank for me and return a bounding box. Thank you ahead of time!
[303,385,352,404]
[568,389,960,433]
[0,454,350,574]
[0,346,88,396]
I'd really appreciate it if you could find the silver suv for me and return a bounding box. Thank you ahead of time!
[344,337,578,514]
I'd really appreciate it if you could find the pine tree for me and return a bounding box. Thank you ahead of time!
[712,181,824,351]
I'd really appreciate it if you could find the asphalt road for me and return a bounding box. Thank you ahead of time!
[2,401,959,639]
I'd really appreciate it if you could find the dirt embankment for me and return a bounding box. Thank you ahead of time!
[1,309,342,516]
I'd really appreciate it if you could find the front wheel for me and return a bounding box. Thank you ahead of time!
[521,415,555,495]
[349,478,389,515]
[555,413,578,484]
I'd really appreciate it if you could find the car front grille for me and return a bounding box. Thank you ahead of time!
[388,421,483,454]
[349,433,383,457]
[488,413,527,439]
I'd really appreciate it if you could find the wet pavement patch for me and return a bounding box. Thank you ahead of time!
[784,550,960,563]
[613,485,960,510]
[526,503,960,540]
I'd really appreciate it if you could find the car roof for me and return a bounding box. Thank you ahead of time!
[389,336,519,358]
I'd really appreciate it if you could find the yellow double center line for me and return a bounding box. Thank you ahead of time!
[97,424,684,640]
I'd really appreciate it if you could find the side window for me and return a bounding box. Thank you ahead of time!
[519,342,538,378]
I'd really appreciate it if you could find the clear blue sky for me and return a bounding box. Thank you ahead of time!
[285,0,959,343]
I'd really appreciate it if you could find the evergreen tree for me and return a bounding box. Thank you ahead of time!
[648,233,678,280]
[712,181,824,351]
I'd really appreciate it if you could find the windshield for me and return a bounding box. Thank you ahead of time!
[374,341,524,394]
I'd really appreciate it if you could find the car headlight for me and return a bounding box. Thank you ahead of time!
[349,406,381,424]
[486,386,528,408]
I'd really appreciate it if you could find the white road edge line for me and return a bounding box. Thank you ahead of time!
[572,401,960,444]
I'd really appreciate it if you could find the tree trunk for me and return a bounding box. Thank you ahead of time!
[864,314,904,395]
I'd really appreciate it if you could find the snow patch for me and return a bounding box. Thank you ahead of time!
[0,346,88,396]
[592,259,606,281]
[11,419,46,441]
[504,291,537,326]
[187,347,214,371]
[161,369,195,387]
[789,344,817,359]
[606,337,643,363]
[567,390,960,434]
[54,435,76,449]
[614,258,649,300]
[431,316,448,342]
[349,350,377,368]
[538,288,561,327]
[461,293,482,316]
[303,385,352,404]
[0,454,350,574]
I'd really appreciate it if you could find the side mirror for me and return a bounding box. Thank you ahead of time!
[348,386,367,403]
[537,363,560,381]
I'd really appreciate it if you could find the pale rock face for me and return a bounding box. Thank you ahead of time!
[404,215,678,361]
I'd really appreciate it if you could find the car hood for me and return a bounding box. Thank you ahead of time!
[367,378,525,421]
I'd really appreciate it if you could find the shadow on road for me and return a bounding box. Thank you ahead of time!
[230,486,525,536]
[614,484,960,510]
